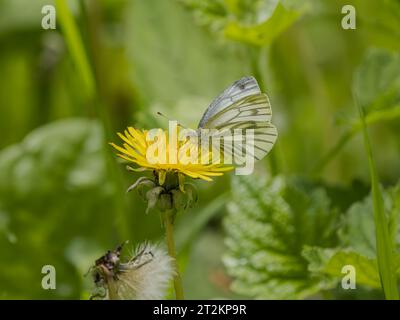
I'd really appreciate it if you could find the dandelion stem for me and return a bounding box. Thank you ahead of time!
[163,209,184,300]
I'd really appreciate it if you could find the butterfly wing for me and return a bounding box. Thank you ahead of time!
[198,77,277,162]
[198,76,261,128]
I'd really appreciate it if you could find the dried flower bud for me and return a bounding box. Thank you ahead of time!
[126,171,198,215]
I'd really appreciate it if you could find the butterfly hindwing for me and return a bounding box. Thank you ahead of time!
[213,122,277,162]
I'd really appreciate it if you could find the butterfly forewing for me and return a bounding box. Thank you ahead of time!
[198,76,261,128]
[198,76,277,163]
[201,93,272,129]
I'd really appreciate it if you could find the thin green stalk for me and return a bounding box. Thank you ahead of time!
[176,193,228,249]
[56,0,130,241]
[355,91,399,300]
[55,0,95,100]
[314,104,400,174]
[163,210,184,300]
[313,130,356,174]
[249,46,279,175]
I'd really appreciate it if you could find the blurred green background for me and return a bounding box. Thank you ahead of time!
[0,0,400,299]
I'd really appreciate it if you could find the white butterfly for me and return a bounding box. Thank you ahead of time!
[197,76,277,163]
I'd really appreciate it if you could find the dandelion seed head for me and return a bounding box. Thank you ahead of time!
[91,242,174,300]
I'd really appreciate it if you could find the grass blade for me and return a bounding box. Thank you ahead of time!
[55,0,95,100]
[355,91,399,300]
[55,0,131,241]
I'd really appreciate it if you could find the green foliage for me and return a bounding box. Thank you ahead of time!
[0,119,116,298]
[303,186,400,295]
[317,48,400,173]
[352,0,400,51]
[223,3,301,46]
[125,0,245,127]
[1,0,400,300]
[55,0,95,100]
[224,175,400,299]
[303,248,381,289]
[355,47,399,299]
[179,0,307,46]
[353,49,400,113]
[223,175,339,299]
[339,188,400,257]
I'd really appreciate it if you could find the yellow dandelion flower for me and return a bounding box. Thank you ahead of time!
[110,127,233,184]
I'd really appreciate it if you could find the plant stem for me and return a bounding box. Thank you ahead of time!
[314,104,400,174]
[355,91,399,300]
[163,210,184,300]
[55,0,95,101]
[249,46,279,175]
[56,0,130,241]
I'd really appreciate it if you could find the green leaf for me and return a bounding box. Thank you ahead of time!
[126,0,245,127]
[178,0,228,31]
[352,0,400,51]
[315,48,400,175]
[303,247,381,289]
[353,51,400,300]
[304,249,400,292]
[179,0,307,47]
[338,195,377,258]
[355,83,399,299]
[55,0,125,207]
[353,48,400,113]
[0,119,119,298]
[223,3,301,46]
[223,175,339,299]
[303,186,400,294]
[55,0,96,100]
[340,185,400,256]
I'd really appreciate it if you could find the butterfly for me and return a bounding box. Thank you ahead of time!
[196,76,277,163]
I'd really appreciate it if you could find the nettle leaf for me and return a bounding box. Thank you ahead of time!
[339,185,400,258]
[338,196,377,258]
[353,48,400,113]
[303,185,400,292]
[223,175,339,299]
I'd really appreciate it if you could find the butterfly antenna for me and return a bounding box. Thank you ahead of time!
[156,111,187,129]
